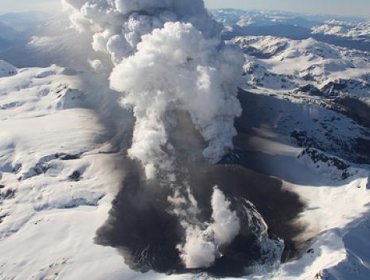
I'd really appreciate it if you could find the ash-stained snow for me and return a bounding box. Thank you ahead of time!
[0,64,138,279]
[228,20,370,280]
[209,9,370,279]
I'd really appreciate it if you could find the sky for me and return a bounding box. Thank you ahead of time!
[205,0,370,18]
[0,0,369,18]
[0,0,60,13]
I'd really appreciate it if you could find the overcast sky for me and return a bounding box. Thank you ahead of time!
[0,0,60,13]
[0,0,369,18]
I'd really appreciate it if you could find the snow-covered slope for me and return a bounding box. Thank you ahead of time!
[233,36,370,104]
[223,29,370,279]
[0,61,216,280]
[215,9,370,52]
[312,20,370,43]
[217,85,370,279]
[0,62,137,279]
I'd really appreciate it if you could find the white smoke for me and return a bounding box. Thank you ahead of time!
[63,0,244,269]
[62,0,243,179]
[178,186,240,269]
[210,187,241,245]
[110,22,242,178]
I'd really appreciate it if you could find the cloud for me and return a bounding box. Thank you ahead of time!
[63,0,242,179]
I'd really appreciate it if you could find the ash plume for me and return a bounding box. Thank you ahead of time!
[62,0,243,179]
[63,0,292,273]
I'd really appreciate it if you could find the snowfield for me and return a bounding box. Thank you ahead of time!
[0,62,212,280]
[0,64,133,279]
[312,20,370,43]
[233,36,370,104]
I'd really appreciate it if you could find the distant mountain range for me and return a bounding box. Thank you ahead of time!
[0,11,50,52]
[212,9,370,51]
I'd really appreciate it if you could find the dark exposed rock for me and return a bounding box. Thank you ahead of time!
[352,138,370,164]
[298,148,352,180]
[55,153,81,160]
[69,171,81,182]
[332,96,370,130]
[0,188,16,202]
[0,213,8,224]
[322,80,347,96]
[20,163,50,180]
[290,129,370,165]
[12,163,22,173]
[290,130,317,148]
[295,84,324,96]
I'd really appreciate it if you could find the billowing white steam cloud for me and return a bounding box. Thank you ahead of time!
[177,186,240,268]
[63,0,243,268]
[62,0,243,179]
